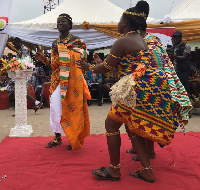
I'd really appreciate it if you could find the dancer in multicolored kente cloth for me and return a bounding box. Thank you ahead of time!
[77,1,188,183]
[45,13,91,150]
[126,1,192,162]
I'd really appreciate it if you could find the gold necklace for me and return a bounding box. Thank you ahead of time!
[125,30,136,36]
[58,33,73,44]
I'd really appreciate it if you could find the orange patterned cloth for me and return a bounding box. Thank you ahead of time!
[50,37,91,150]
[132,63,146,79]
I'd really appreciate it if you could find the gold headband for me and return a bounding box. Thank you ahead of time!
[123,11,147,20]
[58,15,72,21]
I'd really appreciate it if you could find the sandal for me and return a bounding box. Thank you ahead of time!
[126,147,136,154]
[67,143,72,150]
[129,170,155,183]
[46,138,62,148]
[92,167,120,181]
[34,102,43,113]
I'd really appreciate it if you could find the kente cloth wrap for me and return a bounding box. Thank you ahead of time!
[50,37,91,150]
[144,33,192,122]
[109,50,179,146]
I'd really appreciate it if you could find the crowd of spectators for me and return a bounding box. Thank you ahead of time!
[0,46,118,110]
[1,39,200,112]
[0,50,51,109]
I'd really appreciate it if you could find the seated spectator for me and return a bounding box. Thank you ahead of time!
[191,94,200,115]
[0,60,8,88]
[32,61,47,103]
[102,71,119,100]
[84,52,118,106]
[7,53,15,61]
[189,53,200,98]
[190,69,200,98]
[84,70,104,106]
[0,58,7,75]
[6,78,15,105]
[11,37,43,112]
[104,71,118,90]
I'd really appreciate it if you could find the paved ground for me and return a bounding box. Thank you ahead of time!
[0,102,200,142]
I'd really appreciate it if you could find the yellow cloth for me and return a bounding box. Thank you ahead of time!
[50,38,91,150]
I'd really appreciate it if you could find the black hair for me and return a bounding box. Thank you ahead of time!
[58,13,73,30]
[12,37,22,44]
[135,1,149,31]
[123,1,149,31]
[172,31,182,37]
[135,1,149,17]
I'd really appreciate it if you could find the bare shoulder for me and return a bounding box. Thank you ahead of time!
[110,37,127,56]
[115,36,129,43]
[112,37,127,48]
[112,36,140,50]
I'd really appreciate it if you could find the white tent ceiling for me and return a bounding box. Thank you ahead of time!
[11,0,124,29]
[11,0,155,29]
[169,0,200,20]
[8,26,116,50]
[9,0,157,50]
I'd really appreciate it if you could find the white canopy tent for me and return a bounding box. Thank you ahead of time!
[9,0,157,50]
[11,0,155,29]
[9,0,125,50]
[168,0,200,21]
[12,0,124,29]
[147,0,200,44]
[8,26,117,50]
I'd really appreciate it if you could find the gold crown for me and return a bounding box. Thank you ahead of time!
[124,11,147,20]
[58,15,72,21]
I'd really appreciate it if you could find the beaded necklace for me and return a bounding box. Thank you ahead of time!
[125,30,137,36]
[57,33,73,44]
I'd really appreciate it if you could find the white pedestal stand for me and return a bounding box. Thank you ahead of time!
[8,70,33,137]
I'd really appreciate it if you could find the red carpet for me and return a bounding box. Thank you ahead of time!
[0,132,200,190]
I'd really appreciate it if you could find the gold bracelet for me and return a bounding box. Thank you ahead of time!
[109,52,121,60]
[103,60,113,70]
[89,64,95,73]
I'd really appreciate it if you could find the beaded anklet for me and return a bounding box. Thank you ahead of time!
[105,130,120,136]
[110,164,121,169]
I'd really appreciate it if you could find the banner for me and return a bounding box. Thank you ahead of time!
[0,0,13,58]
[147,27,175,48]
